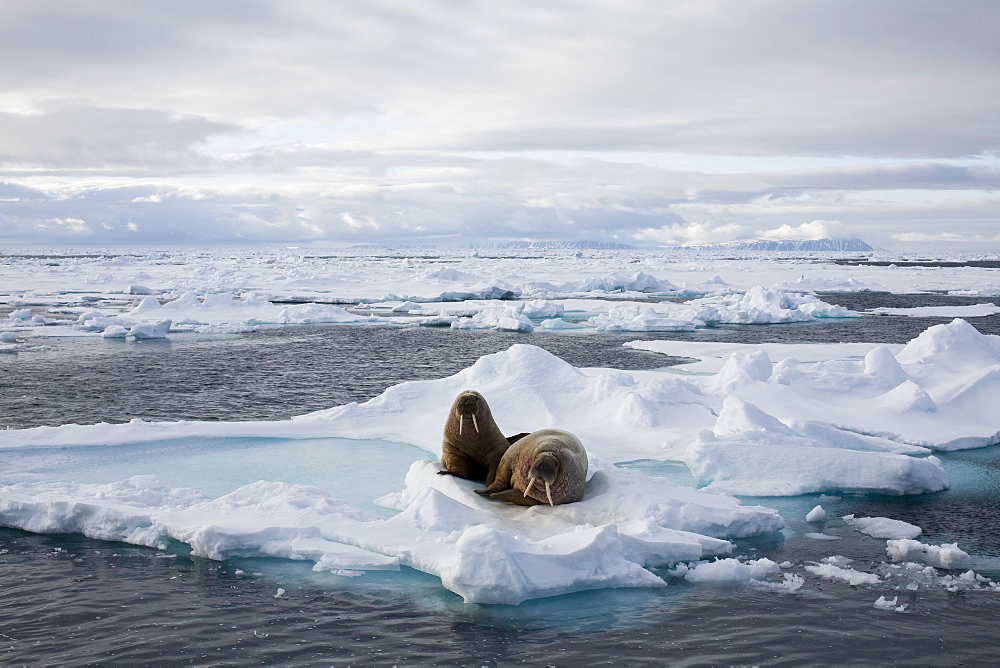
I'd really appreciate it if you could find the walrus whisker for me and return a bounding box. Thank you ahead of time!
[472,414,479,433]
[545,480,554,507]
[524,477,536,497]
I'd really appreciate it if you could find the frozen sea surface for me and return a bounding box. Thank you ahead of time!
[2,290,1000,661]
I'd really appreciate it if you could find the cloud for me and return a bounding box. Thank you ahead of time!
[1,2,998,159]
[633,222,751,245]
[41,217,90,234]
[0,3,998,247]
[760,220,844,240]
[765,163,1000,191]
[0,105,241,169]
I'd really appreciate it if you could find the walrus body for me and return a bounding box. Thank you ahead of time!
[439,390,511,485]
[475,428,588,506]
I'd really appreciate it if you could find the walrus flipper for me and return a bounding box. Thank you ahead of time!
[487,489,543,506]
[438,451,470,479]
[506,432,530,445]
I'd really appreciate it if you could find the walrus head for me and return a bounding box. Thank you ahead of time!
[453,390,483,436]
[524,452,560,507]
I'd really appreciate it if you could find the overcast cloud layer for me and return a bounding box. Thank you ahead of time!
[1,0,998,249]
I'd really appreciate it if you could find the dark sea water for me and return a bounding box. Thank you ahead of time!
[2,293,1000,665]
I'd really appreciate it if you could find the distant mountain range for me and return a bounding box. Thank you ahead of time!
[719,238,874,251]
[353,237,875,252]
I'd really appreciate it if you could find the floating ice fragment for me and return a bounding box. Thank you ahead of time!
[843,515,921,540]
[684,557,780,585]
[101,325,129,338]
[539,318,586,330]
[873,595,908,612]
[750,572,805,593]
[804,563,881,586]
[805,505,826,522]
[886,539,971,570]
[450,306,534,332]
[127,319,171,339]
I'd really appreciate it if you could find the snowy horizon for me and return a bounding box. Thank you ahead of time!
[2,2,999,250]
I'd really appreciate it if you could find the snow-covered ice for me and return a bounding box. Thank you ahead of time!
[0,455,783,604]
[637,319,1000,453]
[843,515,922,540]
[804,562,882,586]
[682,557,780,585]
[870,304,1000,318]
[6,246,994,339]
[886,539,971,570]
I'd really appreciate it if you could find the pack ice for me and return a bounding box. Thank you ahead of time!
[3,283,859,338]
[1,319,999,603]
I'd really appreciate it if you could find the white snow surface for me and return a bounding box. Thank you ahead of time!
[636,319,1000,454]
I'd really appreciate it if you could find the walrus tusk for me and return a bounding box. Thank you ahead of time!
[472,414,479,433]
[524,477,536,497]
[545,480,554,507]
[457,411,463,436]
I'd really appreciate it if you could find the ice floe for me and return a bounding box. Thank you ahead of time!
[843,515,922,540]
[870,303,1000,318]
[73,292,379,336]
[804,561,882,586]
[886,539,971,570]
[0,460,783,604]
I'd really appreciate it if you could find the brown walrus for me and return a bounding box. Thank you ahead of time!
[474,428,588,506]
[438,390,515,486]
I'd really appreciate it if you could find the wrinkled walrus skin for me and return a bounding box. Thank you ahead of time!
[438,390,511,486]
[474,428,588,506]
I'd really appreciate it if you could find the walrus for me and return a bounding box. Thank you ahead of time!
[474,428,588,506]
[438,390,513,486]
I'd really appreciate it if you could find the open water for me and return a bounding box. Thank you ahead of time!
[2,292,1000,665]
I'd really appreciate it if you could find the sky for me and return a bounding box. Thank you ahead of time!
[1,0,998,250]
